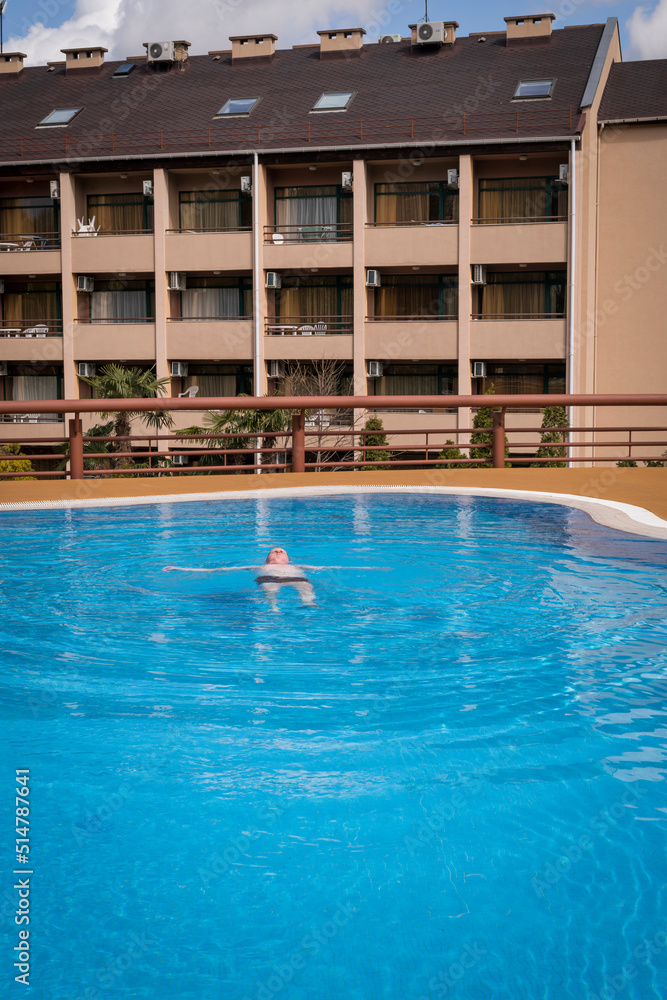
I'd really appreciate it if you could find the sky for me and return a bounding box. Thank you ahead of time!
[2,0,667,65]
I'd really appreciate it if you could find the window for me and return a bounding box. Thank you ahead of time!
[37,108,82,127]
[480,363,565,395]
[113,63,136,78]
[87,193,153,233]
[180,277,252,319]
[477,271,566,318]
[215,97,260,117]
[275,275,353,331]
[0,281,62,333]
[0,197,59,239]
[312,92,355,112]
[184,365,251,397]
[274,185,352,231]
[373,364,458,397]
[478,177,567,222]
[89,280,154,323]
[374,275,457,319]
[374,181,459,224]
[513,79,555,100]
[179,190,251,231]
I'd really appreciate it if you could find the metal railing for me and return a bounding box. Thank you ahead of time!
[72,228,153,237]
[472,216,568,225]
[0,319,63,337]
[166,227,252,235]
[471,313,565,320]
[366,219,458,228]
[0,108,576,162]
[367,314,457,322]
[265,316,353,336]
[74,317,155,325]
[264,224,353,244]
[0,232,61,251]
[0,394,665,479]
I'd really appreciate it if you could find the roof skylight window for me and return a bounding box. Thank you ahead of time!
[215,97,260,117]
[113,63,136,78]
[37,108,82,126]
[312,92,355,112]
[514,79,555,99]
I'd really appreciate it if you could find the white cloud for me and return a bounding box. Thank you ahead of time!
[7,0,414,65]
[626,0,667,59]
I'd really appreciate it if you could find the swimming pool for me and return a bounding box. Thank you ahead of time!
[1,491,666,999]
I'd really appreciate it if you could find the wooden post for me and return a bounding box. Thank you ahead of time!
[291,410,305,473]
[492,408,506,469]
[68,416,84,480]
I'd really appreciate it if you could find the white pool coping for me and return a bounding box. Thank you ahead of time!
[1,484,667,540]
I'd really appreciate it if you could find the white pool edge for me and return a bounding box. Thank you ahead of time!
[1,484,666,540]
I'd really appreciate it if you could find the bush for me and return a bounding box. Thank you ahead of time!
[436,440,466,469]
[469,385,510,468]
[359,416,390,470]
[532,405,569,468]
[0,443,36,481]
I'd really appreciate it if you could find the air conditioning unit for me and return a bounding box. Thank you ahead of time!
[366,269,381,287]
[559,163,569,181]
[471,264,487,285]
[380,33,402,43]
[415,21,446,45]
[142,180,154,197]
[170,361,188,377]
[168,271,186,291]
[77,363,96,378]
[240,175,252,194]
[0,362,8,376]
[447,168,459,187]
[265,272,281,289]
[76,276,94,292]
[50,180,60,199]
[147,41,175,62]
[472,362,487,378]
[267,361,286,378]
[341,171,353,191]
[367,361,383,378]
[171,453,189,466]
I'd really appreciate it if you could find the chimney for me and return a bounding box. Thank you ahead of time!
[505,13,555,42]
[60,46,108,71]
[229,34,277,61]
[0,52,26,75]
[408,22,458,44]
[317,28,366,55]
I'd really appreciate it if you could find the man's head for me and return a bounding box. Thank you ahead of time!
[266,547,289,565]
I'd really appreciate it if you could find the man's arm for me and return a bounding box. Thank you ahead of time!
[163,565,259,573]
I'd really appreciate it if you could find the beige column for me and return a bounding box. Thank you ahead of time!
[352,157,367,401]
[457,154,472,438]
[152,168,169,380]
[59,170,77,401]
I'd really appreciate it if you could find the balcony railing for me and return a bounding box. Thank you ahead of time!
[0,320,63,337]
[264,224,353,244]
[0,393,665,479]
[472,216,568,225]
[74,317,155,325]
[72,228,153,237]
[366,220,457,228]
[0,232,61,251]
[167,227,252,235]
[367,314,456,322]
[265,316,353,336]
[0,413,63,424]
[472,312,565,320]
[169,315,251,322]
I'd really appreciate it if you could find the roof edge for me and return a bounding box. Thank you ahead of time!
[580,17,618,109]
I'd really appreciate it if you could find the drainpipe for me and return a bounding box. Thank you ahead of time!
[567,137,576,465]
[253,150,261,472]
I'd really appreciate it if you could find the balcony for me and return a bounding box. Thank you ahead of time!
[71,232,154,273]
[365,223,458,268]
[0,233,61,275]
[471,220,567,265]
[264,228,353,270]
[365,318,457,360]
[264,318,353,360]
[0,320,63,361]
[166,229,252,272]
[470,315,566,359]
[73,321,156,360]
[167,319,253,360]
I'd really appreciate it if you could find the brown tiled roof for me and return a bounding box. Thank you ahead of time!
[0,24,605,164]
[598,60,667,122]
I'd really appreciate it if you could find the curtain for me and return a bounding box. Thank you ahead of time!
[181,287,239,318]
[275,187,352,230]
[478,179,567,221]
[87,195,152,232]
[481,275,543,316]
[13,376,58,401]
[382,375,439,395]
[195,375,237,396]
[2,291,58,324]
[492,372,545,394]
[180,196,239,230]
[0,198,55,236]
[375,277,457,318]
[278,282,352,320]
[375,184,430,224]
[91,290,146,322]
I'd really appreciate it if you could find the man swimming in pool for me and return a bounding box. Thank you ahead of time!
[164,547,319,610]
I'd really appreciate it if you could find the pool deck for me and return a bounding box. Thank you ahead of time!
[1,468,666,537]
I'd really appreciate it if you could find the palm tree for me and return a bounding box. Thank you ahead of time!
[179,399,290,470]
[80,364,174,467]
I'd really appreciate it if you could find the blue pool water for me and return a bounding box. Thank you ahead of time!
[1,491,667,1000]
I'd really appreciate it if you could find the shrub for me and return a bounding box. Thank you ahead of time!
[359,416,390,470]
[469,385,510,468]
[0,443,36,481]
[532,404,569,468]
[436,440,466,469]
